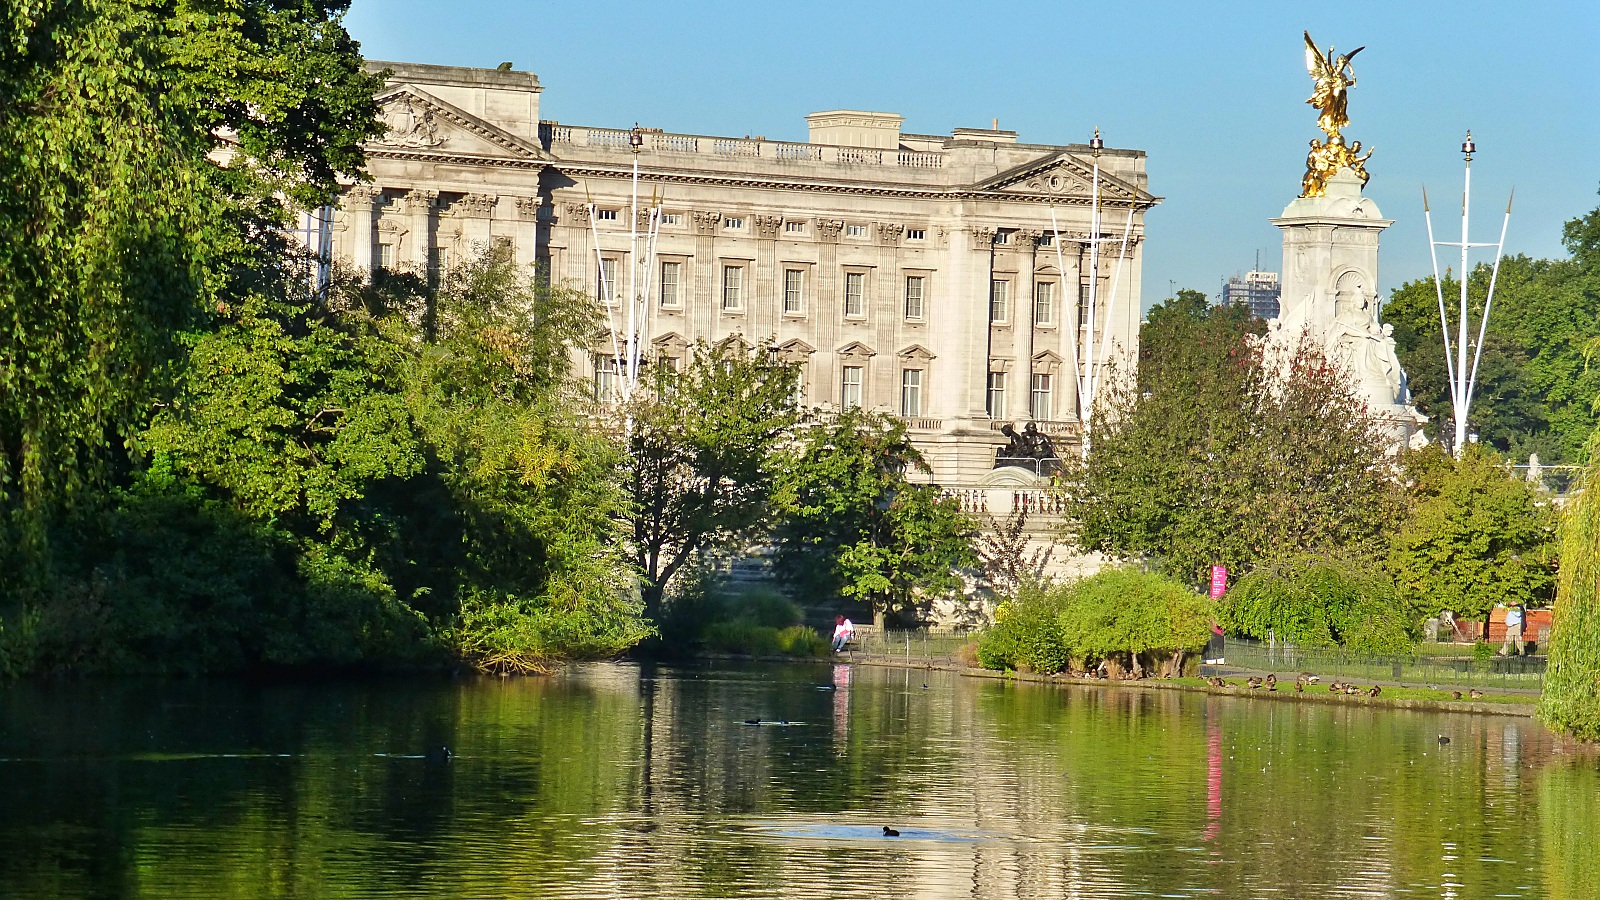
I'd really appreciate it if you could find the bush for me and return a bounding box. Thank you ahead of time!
[656,577,817,658]
[977,581,1071,673]
[1221,553,1415,655]
[977,569,1210,676]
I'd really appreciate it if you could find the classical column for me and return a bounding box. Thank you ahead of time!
[753,214,783,338]
[340,184,381,276]
[513,196,542,268]
[815,219,844,407]
[1012,230,1039,419]
[455,193,499,255]
[402,188,438,268]
[690,211,721,344]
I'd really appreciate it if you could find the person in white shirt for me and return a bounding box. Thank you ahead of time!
[1500,602,1526,657]
[832,616,855,652]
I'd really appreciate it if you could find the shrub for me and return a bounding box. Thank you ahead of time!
[1221,553,1415,655]
[977,581,1071,673]
[776,625,829,657]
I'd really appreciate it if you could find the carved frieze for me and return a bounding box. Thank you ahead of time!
[401,189,439,213]
[754,215,784,239]
[378,96,444,149]
[563,202,591,226]
[876,223,904,247]
[453,193,499,217]
[341,184,382,208]
[970,227,996,250]
[1012,229,1041,252]
[816,219,845,243]
[691,210,722,235]
[514,196,542,220]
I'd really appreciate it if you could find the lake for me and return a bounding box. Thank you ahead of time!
[1,662,1594,898]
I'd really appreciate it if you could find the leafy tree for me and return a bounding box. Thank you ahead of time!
[1385,445,1557,632]
[622,342,800,623]
[773,409,977,626]
[1220,553,1414,655]
[974,507,1054,602]
[1538,438,1600,740]
[1068,298,1399,585]
[977,568,1211,676]
[0,0,381,571]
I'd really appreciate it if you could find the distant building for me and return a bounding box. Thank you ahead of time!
[326,61,1160,484]
[1222,270,1281,319]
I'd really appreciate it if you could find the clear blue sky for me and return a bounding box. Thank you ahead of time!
[345,0,1598,314]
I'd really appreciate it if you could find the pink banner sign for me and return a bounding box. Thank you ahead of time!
[1210,565,1228,599]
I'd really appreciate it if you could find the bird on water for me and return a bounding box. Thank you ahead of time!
[882,826,900,837]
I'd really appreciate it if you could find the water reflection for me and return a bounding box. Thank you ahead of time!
[0,664,1594,899]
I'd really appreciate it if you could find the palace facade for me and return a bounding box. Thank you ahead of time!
[331,61,1158,483]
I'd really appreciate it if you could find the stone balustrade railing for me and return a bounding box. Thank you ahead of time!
[539,123,946,170]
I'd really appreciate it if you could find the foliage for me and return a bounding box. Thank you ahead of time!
[1538,435,1600,740]
[622,342,801,622]
[974,507,1054,600]
[1382,190,1600,461]
[1385,445,1557,627]
[0,0,381,576]
[1068,297,1400,585]
[1,248,649,675]
[977,568,1212,674]
[1220,554,1415,655]
[773,409,978,624]
[976,581,1071,673]
[1054,568,1213,675]
[656,577,822,658]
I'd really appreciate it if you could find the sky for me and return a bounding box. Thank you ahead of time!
[344,0,1599,314]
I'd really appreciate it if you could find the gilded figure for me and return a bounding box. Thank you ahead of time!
[1300,31,1372,198]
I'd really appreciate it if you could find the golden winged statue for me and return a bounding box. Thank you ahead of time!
[1300,31,1372,198]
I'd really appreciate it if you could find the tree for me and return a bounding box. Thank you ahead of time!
[1538,435,1600,740]
[773,410,977,626]
[1220,554,1415,655]
[1385,445,1557,633]
[622,342,800,623]
[1067,299,1399,585]
[0,1,381,573]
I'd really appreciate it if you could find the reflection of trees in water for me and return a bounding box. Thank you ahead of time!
[0,668,1590,899]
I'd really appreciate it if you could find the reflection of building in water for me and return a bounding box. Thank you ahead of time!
[1222,269,1282,320]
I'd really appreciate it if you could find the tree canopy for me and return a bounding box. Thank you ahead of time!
[1068,294,1399,585]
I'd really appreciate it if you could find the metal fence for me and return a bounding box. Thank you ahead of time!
[1217,637,1545,690]
[844,628,974,663]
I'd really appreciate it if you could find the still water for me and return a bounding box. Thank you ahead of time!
[1,662,1595,899]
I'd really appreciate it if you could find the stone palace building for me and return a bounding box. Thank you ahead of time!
[329,61,1158,483]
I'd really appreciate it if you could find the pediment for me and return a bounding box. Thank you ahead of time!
[372,86,549,161]
[836,341,877,360]
[976,152,1150,204]
[652,331,690,353]
[1032,349,1064,372]
[714,333,751,354]
[897,344,936,362]
[775,338,816,363]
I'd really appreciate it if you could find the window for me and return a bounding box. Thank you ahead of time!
[841,366,864,409]
[846,224,868,238]
[724,217,744,230]
[595,208,618,221]
[722,265,744,310]
[594,355,620,402]
[792,364,808,406]
[1079,281,1094,328]
[428,246,451,283]
[784,220,805,234]
[904,275,925,319]
[598,258,618,303]
[659,261,682,307]
[1039,233,1054,248]
[901,369,922,417]
[986,372,1006,419]
[993,231,1009,245]
[783,269,805,314]
[906,228,926,241]
[1034,282,1055,326]
[989,280,1009,323]
[844,272,866,317]
[377,243,395,271]
[1031,374,1053,421]
[661,212,682,226]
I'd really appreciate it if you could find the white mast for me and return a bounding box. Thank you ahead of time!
[1423,131,1512,457]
